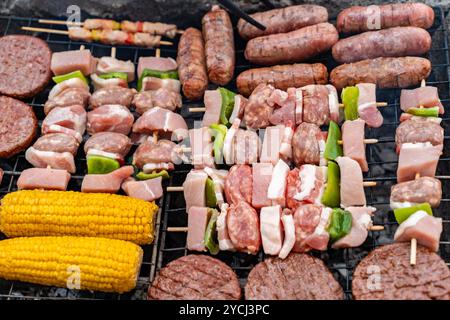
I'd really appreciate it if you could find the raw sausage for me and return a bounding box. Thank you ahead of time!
[301,85,330,127]
[330,57,431,90]
[227,201,261,255]
[395,118,444,153]
[391,177,442,208]
[245,22,338,66]
[337,3,435,33]
[292,123,322,167]
[237,63,328,97]
[177,28,208,101]
[224,164,253,205]
[237,5,328,40]
[332,27,431,63]
[243,84,275,129]
[202,5,235,85]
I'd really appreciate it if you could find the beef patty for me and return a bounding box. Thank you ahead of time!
[353,243,450,300]
[0,96,37,158]
[0,35,52,99]
[245,253,344,300]
[148,254,242,300]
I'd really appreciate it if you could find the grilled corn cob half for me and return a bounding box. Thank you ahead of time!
[0,236,143,293]
[0,190,158,245]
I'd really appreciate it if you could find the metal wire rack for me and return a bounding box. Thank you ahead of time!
[0,5,449,301]
[158,6,450,300]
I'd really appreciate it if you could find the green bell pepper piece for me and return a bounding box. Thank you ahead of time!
[209,124,227,164]
[324,121,343,161]
[327,208,352,243]
[137,68,179,91]
[204,209,220,255]
[135,170,169,180]
[218,87,236,127]
[394,203,433,224]
[205,178,217,208]
[321,161,340,208]
[98,72,128,82]
[87,155,120,174]
[53,70,89,85]
[407,107,439,118]
[341,86,359,121]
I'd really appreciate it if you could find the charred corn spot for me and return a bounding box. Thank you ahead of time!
[0,236,142,293]
[0,190,158,245]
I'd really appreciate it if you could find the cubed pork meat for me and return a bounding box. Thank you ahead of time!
[286,165,327,210]
[332,206,376,249]
[189,127,214,169]
[133,139,178,169]
[260,125,284,165]
[137,56,177,78]
[395,118,444,153]
[81,165,134,193]
[89,86,136,109]
[267,159,290,207]
[301,84,329,126]
[202,89,222,127]
[279,208,296,259]
[141,77,181,93]
[394,210,443,252]
[217,203,235,251]
[336,156,366,207]
[293,204,329,253]
[41,105,86,142]
[356,83,383,128]
[223,118,240,165]
[279,122,294,162]
[252,162,273,209]
[132,107,188,141]
[48,77,90,100]
[91,74,128,91]
[326,85,340,123]
[390,177,442,209]
[400,86,444,114]
[25,147,76,173]
[229,94,247,124]
[17,168,71,191]
[268,87,296,126]
[44,87,90,115]
[342,119,368,172]
[203,167,228,207]
[234,129,261,165]
[122,176,163,201]
[132,88,182,114]
[186,206,210,252]
[96,56,135,82]
[51,49,97,76]
[87,104,134,135]
[260,205,284,256]
[292,122,323,167]
[183,170,208,211]
[32,133,79,156]
[397,142,442,182]
[84,132,132,161]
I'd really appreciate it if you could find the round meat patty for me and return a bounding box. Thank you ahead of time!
[353,243,450,300]
[148,254,241,300]
[0,96,37,158]
[0,35,52,99]
[245,253,344,300]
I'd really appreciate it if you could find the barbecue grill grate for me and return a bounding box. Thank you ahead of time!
[0,6,448,300]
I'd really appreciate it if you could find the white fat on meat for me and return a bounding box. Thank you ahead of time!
[87,149,121,161]
[202,90,222,127]
[143,162,174,172]
[356,83,383,128]
[48,77,89,100]
[326,85,340,123]
[279,124,294,161]
[318,135,327,166]
[279,210,296,259]
[305,207,331,251]
[187,206,210,252]
[394,210,443,252]
[45,125,83,143]
[390,201,416,210]
[189,127,214,169]
[295,88,303,125]
[260,125,284,165]
[91,74,128,91]
[17,168,71,191]
[223,118,240,165]
[217,203,235,251]
[183,170,208,212]
[293,165,316,201]
[260,205,284,256]
[397,142,443,182]
[204,167,227,207]
[229,94,247,124]
[267,159,290,206]
[121,176,163,201]
[25,147,76,174]
[332,206,376,249]
[141,77,180,93]
[97,56,135,82]
[87,104,133,135]
[81,165,134,193]
[336,156,366,207]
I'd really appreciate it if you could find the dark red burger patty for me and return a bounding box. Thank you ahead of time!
[148,254,242,300]
[0,96,37,158]
[245,253,344,300]
[353,243,450,300]
[0,35,52,99]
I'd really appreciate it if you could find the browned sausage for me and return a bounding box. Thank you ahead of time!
[330,57,431,90]
[337,3,435,33]
[237,63,328,97]
[177,28,208,101]
[245,22,338,66]
[237,4,328,40]
[202,5,235,86]
[332,27,431,63]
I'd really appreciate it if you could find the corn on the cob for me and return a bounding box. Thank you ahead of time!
[0,190,158,245]
[0,236,142,293]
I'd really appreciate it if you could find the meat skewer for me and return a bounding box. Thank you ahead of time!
[21,27,173,48]
[38,18,183,38]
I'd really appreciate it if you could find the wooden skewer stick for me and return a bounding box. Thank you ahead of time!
[21,27,173,46]
[339,102,387,108]
[110,47,116,59]
[363,181,377,187]
[338,138,378,145]
[166,186,184,192]
[189,107,206,113]
[368,225,385,231]
[168,225,384,233]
